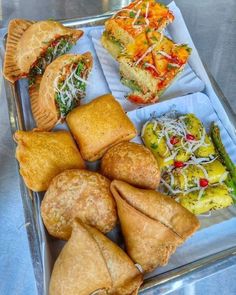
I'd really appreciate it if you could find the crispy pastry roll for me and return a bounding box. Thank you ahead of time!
[3,19,83,83]
[29,53,93,130]
[41,169,117,240]
[49,220,143,295]
[66,94,137,161]
[14,130,85,192]
[110,180,200,272]
[101,142,160,189]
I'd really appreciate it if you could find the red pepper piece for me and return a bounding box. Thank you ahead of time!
[174,161,185,168]
[199,178,209,187]
[170,136,179,145]
[51,40,59,47]
[186,134,196,141]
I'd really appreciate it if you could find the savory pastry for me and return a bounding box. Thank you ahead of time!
[41,169,117,240]
[142,113,234,214]
[119,32,191,104]
[66,94,137,161]
[101,142,160,189]
[49,220,112,295]
[3,19,83,83]
[101,0,174,58]
[29,53,93,130]
[14,130,85,191]
[110,180,199,272]
[49,220,143,295]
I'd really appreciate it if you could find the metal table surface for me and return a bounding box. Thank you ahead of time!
[0,1,236,294]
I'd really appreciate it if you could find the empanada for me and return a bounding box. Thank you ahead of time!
[29,53,93,130]
[101,142,160,189]
[66,94,137,161]
[110,180,200,272]
[14,130,85,191]
[49,220,143,295]
[3,19,83,83]
[41,169,117,240]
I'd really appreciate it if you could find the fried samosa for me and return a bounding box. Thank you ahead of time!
[3,19,83,83]
[110,180,200,272]
[14,130,85,191]
[49,220,143,295]
[41,169,117,240]
[49,220,112,295]
[101,142,160,189]
[29,53,93,130]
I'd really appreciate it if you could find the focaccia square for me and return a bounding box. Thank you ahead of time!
[66,94,137,161]
[14,130,85,192]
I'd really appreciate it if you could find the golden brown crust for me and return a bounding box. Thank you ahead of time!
[66,94,137,161]
[3,19,35,83]
[111,183,183,272]
[3,19,83,82]
[29,75,57,131]
[101,142,160,189]
[111,180,200,240]
[14,130,85,191]
[29,52,93,131]
[49,220,112,295]
[41,169,117,240]
[85,224,143,295]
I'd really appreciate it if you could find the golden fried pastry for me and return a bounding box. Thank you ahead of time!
[111,180,200,240]
[66,94,137,161]
[3,19,83,83]
[29,53,93,131]
[41,169,117,240]
[101,142,160,189]
[110,180,200,272]
[85,224,143,295]
[14,130,85,192]
[49,220,112,295]
[49,220,143,295]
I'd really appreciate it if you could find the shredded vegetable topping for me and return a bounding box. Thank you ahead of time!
[54,60,89,118]
[141,112,222,199]
[29,37,74,85]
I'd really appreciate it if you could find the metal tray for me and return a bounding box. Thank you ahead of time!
[2,8,236,295]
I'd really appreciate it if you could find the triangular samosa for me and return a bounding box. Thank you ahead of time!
[111,180,200,240]
[110,180,200,272]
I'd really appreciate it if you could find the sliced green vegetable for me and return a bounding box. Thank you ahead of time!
[211,122,236,202]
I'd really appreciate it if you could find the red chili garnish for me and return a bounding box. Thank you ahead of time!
[186,134,196,141]
[170,136,179,145]
[51,40,59,47]
[146,66,159,78]
[199,178,209,188]
[174,161,185,168]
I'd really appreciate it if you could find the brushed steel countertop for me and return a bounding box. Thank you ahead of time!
[0,1,236,294]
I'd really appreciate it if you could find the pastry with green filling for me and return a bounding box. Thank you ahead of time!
[29,53,93,130]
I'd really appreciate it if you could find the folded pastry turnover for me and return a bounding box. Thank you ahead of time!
[41,169,117,240]
[66,94,137,161]
[29,53,93,130]
[110,180,200,272]
[14,130,85,191]
[3,19,83,83]
[101,142,160,189]
[49,220,143,295]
